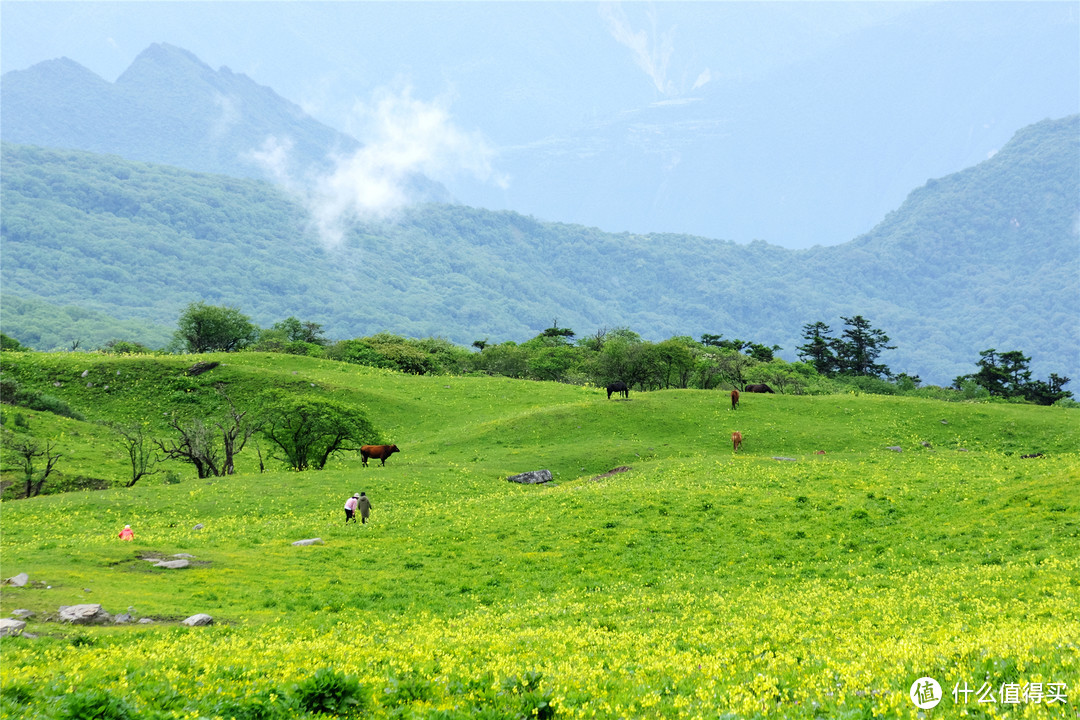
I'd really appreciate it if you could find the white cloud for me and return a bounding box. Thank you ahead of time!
[692,68,712,90]
[253,86,503,247]
[599,2,676,96]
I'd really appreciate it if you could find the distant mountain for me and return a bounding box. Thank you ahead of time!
[0,43,448,201]
[1,116,1076,385]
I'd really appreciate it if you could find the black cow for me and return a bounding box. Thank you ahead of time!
[606,381,629,400]
[744,383,775,393]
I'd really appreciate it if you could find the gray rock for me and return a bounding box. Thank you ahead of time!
[181,614,213,626]
[291,538,324,546]
[113,613,133,624]
[772,457,798,462]
[0,618,27,637]
[5,572,29,587]
[138,618,155,624]
[507,470,553,484]
[193,523,204,530]
[886,446,903,452]
[58,604,111,625]
[171,553,196,559]
[11,609,34,619]
[154,559,190,569]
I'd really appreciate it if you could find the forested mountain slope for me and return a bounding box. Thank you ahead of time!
[1,116,1076,384]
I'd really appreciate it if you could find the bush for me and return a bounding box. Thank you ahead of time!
[57,689,137,720]
[0,377,84,420]
[292,668,368,717]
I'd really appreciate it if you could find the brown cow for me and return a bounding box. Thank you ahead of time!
[745,383,775,393]
[361,444,399,467]
[731,388,740,410]
[732,431,743,452]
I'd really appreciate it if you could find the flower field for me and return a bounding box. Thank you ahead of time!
[1,353,1078,718]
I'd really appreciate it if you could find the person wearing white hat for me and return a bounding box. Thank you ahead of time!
[343,494,360,524]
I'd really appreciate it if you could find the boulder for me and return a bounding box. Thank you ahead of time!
[11,609,34,619]
[292,538,324,546]
[0,618,27,637]
[182,614,213,626]
[113,613,133,624]
[507,470,553,484]
[171,553,196,559]
[5,572,29,587]
[154,559,190,569]
[58,604,111,625]
[886,446,903,452]
[193,523,204,530]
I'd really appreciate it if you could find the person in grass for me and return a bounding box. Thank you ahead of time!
[357,492,373,524]
[344,493,360,524]
[119,525,134,541]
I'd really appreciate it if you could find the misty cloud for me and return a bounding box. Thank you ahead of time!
[254,86,503,246]
[599,2,676,96]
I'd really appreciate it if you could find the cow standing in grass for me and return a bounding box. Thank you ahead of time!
[731,389,740,410]
[361,444,399,467]
[606,382,629,400]
[732,431,743,452]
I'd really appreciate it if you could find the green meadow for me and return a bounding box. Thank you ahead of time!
[1,352,1078,719]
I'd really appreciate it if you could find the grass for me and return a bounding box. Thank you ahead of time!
[1,352,1078,718]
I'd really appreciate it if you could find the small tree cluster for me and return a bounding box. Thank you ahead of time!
[796,316,896,379]
[953,349,1072,405]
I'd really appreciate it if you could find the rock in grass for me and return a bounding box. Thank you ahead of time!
[291,538,324,546]
[0,619,27,637]
[508,470,553,484]
[59,604,111,625]
[886,446,903,452]
[11,609,34,619]
[182,614,213,626]
[155,559,190,569]
[5,573,29,587]
[772,457,798,462]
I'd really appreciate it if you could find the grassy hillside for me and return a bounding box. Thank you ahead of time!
[1,352,1077,718]
[2,115,1078,386]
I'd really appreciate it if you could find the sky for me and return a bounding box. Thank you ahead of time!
[2,1,1078,248]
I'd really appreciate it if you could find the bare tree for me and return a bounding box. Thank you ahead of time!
[5,438,62,497]
[155,416,222,479]
[108,423,162,487]
[215,386,260,475]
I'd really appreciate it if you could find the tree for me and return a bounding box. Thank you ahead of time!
[260,395,378,471]
[174,302,258,353]
[214,387,261,475]
[956,349,1073,405]
[796,321,838,375]
[108,422,162,487]
[271,316,328,346]
[156,416,222,478]
[833,315,895,378]
[4,437,62,497]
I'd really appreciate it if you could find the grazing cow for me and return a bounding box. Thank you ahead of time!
[606,381,629,400]
[731,388,740,410]
[360,444,400,467]
[732,431,743,452]
[744,383,775,394]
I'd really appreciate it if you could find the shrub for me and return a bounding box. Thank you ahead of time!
[292,668,368,717]
[57,689,136,720]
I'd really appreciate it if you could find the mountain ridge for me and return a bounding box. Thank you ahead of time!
[1,114,1076,385]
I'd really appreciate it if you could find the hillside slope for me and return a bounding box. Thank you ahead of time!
[1,116,1077,384]
[1,352,1077,718]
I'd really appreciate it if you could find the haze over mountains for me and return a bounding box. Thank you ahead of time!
[1,109,1076,385]
[3,1,1077,248]
[0,20,1077,386]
